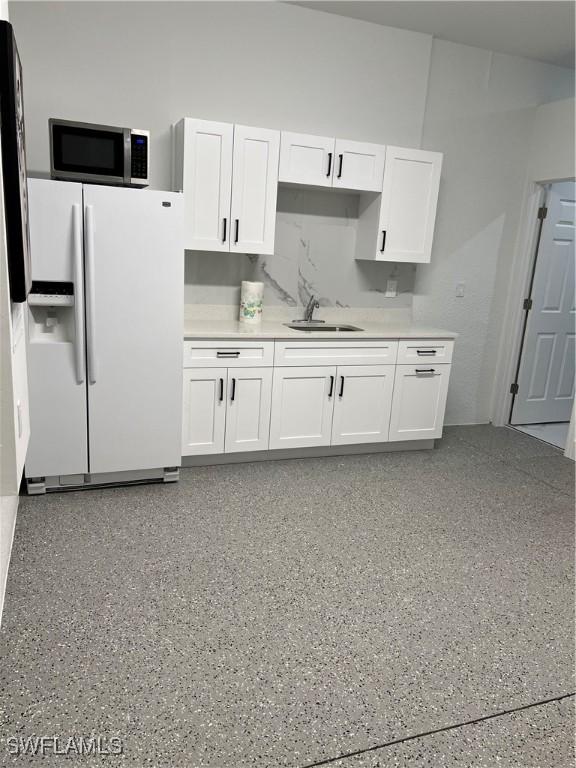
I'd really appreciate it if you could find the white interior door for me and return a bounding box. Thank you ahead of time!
[389,364,450,441]
[225,368,272,453]
[269,366,336,450]
[182,368,227,456]
[332,139,386,192]
[230,125,280,255]
[278,131,335,187]
[25,179,88,478]
[373,146,442,263]
[512,181,576,424]
[331,365,394,445]
[178,119,233,252]
[84,186,184,474]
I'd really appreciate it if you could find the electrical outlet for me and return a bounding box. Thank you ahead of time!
[456,282,465,297]
[385,279,398,298]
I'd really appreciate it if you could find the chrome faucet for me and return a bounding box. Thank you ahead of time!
[303,295,320,322]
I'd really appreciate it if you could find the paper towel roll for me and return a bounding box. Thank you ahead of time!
[239,281,264,324]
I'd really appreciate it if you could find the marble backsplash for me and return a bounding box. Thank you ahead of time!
[184,187,416,310]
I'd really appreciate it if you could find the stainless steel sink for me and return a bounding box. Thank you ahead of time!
[285,323,363,332]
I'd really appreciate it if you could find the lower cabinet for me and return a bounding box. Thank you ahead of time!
[182,367,272,456]
[269,366,336,450]
[225,368,273,453]
[388,364,450,441]
[269,364,396,449]
[182,339,454,457]
[331,365,395,445]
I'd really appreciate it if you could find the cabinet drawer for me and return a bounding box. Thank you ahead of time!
[274,340,398,367]
[389,363,451,442]
[183,340,274,368]
[397,339,453,365]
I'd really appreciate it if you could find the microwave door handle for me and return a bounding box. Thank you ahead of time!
[85,205,97,384]
[123,127,131,185]
[72,204,85,384]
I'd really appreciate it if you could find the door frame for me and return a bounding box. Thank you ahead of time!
[491,177,575,457]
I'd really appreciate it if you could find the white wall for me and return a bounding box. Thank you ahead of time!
[9,1,575,427]
[528,98,576,183]
[12,2,432,189]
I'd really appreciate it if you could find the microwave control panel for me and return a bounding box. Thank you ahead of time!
[130,133,148,181]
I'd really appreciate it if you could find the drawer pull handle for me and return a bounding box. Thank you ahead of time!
[219,378,224,402]
[217,351,240,358]
[417,349,436,356]
[231,378,236,401]
[328,375,334,398]
[416,368,435,374]
[339,375,345,397]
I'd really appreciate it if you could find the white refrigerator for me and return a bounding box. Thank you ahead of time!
[25,179,184,492]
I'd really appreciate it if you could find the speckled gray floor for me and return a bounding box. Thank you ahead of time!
[1,426,574,767]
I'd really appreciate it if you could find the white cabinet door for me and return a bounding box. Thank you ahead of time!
[332,139,386,192]
[374,146,442,263]
[174,118,233,252]
[230,125,280,255]
[389,364,450,441]
[269,366,336,450]
[331,365,395,445]
[225,368,272,453]
[279,131,335,187]
[182,368,227,456]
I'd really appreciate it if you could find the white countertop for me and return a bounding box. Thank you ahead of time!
[183,318,457,340]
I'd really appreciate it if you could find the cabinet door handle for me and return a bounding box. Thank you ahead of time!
[380,230,387,252]
[326,152,333,177]
[417,349,437,356]
[231,378,236,401]
[217,351,240,358]
[339,375,345,397]
[328,375,334,398]
[337,153,343,178]
[415,368,435,374]
[234,219,239,244]
[222,217,227,243]
[219,378,224,402]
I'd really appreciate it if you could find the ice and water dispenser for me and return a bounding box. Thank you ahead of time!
[28,281,75,344]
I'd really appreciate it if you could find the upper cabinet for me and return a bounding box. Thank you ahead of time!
[173,119,280,255]
[174,118,443,264]
[279,132,385,192]
[279,132,335,188]
[229,125,280,255]
[356,147,443,264]
[173,119,233,253]
[332,139,386,192]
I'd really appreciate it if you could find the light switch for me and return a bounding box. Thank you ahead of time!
[385,279,398,298]
[456,282,465,298]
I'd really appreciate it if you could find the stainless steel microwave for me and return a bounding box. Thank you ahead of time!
[49,119,149,187]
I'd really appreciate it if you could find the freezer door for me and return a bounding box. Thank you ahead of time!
[26,178,88,478]
[83,185,184,474]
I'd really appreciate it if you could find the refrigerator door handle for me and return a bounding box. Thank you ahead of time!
[85,204,97,384]
[72,204,86,384]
